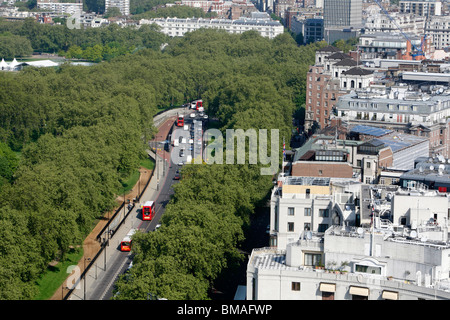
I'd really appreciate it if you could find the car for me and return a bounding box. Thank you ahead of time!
[190,113,196,118]
[174,172,180,180]
[154,224,161,231]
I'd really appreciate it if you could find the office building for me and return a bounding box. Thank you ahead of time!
[323,0,362,28]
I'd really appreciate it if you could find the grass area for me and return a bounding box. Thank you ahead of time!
[140,157,155,171]
[118,158,155,195]
[34,248,84,300]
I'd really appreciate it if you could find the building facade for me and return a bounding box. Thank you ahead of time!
[399,0,442,16]
[323,0,362,28]
[138,17,284,38]
[105,0,129,16]
[335,87,450,158]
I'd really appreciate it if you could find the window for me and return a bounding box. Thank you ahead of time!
[288,222,294,232]
[319,209,329,217]
[366,162,371,169]
[304,208,312,216]
[288,207,295,216]
[306,189,310,199]
[304,253,322,266]
[318,224,328,232]
[355,264,381,275]
[292,282,301,291]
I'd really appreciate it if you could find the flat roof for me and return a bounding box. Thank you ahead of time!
[351,125,392,137]
[375,134,428,152]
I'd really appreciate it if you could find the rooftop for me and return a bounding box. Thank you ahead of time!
[350,125,393,137]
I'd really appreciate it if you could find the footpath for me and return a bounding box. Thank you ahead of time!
[50,107,186,300]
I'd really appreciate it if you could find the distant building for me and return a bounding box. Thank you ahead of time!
[139,17,284,39]
[425,16,450,50]
[36,0,82,15]
[335,86,450,158]
[291,16,324,44]
[399,0,442,16]
[364,11,426,35]
[105,0,129,16]
[323,0,362,28]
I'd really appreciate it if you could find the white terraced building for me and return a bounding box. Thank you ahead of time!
[138,17,284,39]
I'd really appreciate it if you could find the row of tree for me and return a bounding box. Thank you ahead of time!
[0,26,326,299]
[0,18,167,54]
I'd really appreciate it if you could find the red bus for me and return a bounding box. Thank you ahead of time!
[120,229,137,252]
[195,100,202,110]
[177,114,184,126]
[190,100,203,110]
[141,201,155,221]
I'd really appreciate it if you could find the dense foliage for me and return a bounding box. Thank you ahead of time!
[0,24,325,299]
[0,18,167,55]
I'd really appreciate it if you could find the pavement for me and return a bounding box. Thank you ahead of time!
[65,108,186,300]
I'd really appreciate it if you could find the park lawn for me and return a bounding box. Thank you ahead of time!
[34,248,84,300]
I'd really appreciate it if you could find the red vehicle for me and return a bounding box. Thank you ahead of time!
[120,229,137,252]
[190,99,203,110]
[195,100,203,110]
[141,200,155,221]
[177,114,184,127]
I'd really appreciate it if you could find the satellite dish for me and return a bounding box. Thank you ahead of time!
[357,227,364,235]
[410,230,417,238]
[430,165,434,171]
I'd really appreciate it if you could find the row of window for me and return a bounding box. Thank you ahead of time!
[287,221,329,233]
[288,207,329,217]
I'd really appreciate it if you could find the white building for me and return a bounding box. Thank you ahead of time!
[36,0,82,15]
[248,184,450,300]
[269,176,362,250]
[364,11,426,35]
[105,0,130,16]
[426,16,450,50]
[138,17,284,39]
[399,0,442,16]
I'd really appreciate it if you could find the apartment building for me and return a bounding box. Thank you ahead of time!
[335,86,450,158]
[36,0,82,15]
[399,0,442,16]
[364,12,426,35]
[425,15,450,50]
[105,0,129,16]
[138,17,284,38]
[305,46,375,131]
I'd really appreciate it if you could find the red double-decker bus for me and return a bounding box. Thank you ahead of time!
[190,99,203,110]
[177,114,184,126]
[141,201,155,221]
[195,100,202,110]
[120,229,137,252]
